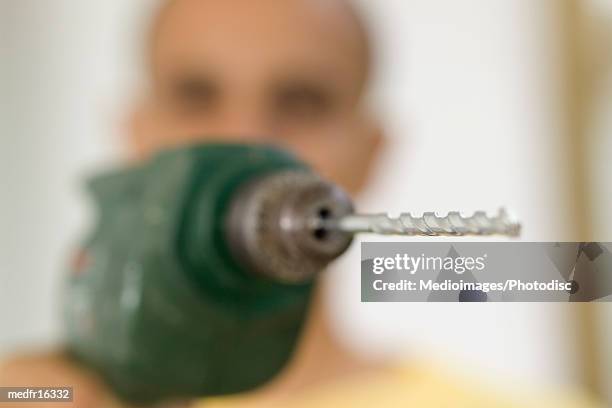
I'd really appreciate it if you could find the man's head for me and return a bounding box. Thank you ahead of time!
[129,0,382,193]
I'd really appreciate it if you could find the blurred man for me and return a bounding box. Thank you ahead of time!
[0,0,601,407]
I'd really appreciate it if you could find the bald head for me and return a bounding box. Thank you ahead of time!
[149,0,371,95]
[130,0,381,194]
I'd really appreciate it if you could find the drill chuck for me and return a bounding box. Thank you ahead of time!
[226,170,354,283]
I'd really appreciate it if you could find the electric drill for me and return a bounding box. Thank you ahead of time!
[64,143,519,404]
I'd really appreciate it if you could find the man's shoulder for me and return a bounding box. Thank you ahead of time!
[198,360,603,408]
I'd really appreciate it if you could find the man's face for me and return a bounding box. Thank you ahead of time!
[130,0,381,193]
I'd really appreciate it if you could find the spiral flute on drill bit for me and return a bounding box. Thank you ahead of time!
[325,209,520,237]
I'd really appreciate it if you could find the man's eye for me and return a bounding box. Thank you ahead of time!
[171,77,218,112]
[275,86,332,119]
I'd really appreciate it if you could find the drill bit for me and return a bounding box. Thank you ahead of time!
[316,208,520,237]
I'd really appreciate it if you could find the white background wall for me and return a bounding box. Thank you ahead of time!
[0,0,595,392]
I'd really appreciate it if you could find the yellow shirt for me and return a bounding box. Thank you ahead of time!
[199,362,602,408]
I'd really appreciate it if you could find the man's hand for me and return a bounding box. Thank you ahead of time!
[0,352,113,408]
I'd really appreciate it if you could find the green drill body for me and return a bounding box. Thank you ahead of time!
[64,144,315,403]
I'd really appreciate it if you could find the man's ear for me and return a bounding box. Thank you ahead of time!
[346,115,385,194]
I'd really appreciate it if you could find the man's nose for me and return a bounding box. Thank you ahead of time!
[203,109,274,142]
